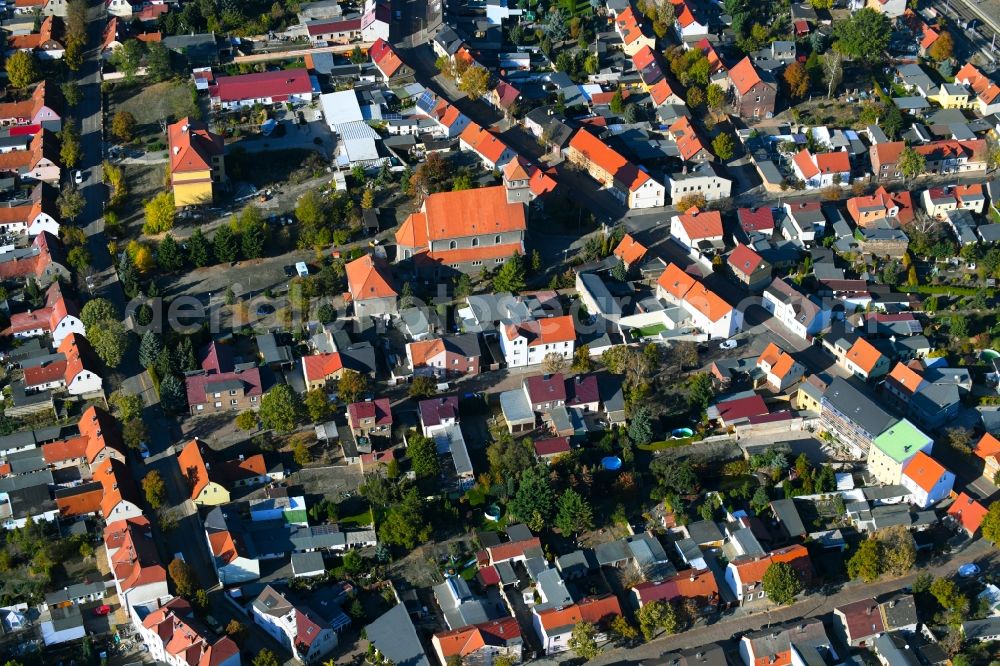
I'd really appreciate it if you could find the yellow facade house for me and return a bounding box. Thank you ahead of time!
[168,117,225,207]
[178,439,231,506]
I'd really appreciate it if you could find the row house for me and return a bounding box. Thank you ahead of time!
[727,244,771,292]
[882,361,962,431]
[672,0,709,40]
[420,97,472,138]
[0,130,61,183]
[668,162,732,203]
[8,16,65,59]
[345,254,397,318]
[139,598,241,666]
[839,337,890,381]
[614,5,655,56]
[820,377,897,457]
[395,186,526,276]
[726,57,777,119]
[533,595,622,654]
[499,315,576,368]
[5,281,83,346]
[954,63,1000,116]
[656,263,742,339]
[631,567,720,613]
[724,544,812,606]
[633,46,683,107]
[104,516,169,613]
[666,117,713,164]
[0,182,61,237]
[922,184,985,219]
[94,457,143,524]
[867,418,933,486]
[14,0,68,16]
[737,206,775,239]
[178,439,231,506]
[23,333,104,395]
[565,128,665,209]
[432,617,523,666]
[0,81,63,131]
[406,333,482,378]
[347,398,392,442]
[834,595,918,647]
[740,618,835,665]
[870,139,988,179]
[370,38,412,83]
[81,405,125,467]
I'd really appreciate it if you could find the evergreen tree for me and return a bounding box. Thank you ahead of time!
[213,224,239,263]
[187,227,212,267]
[138,331,161,369]
[159,374,187,412]
[555,489,594,535]
[509,464,556,530]
[241,218,267,259]
[492,254,526,293]
[157,234,184,271]
[118,254,140,297]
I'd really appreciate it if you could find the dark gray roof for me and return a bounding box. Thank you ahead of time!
[43,604,83,632]
[862,485,911,501]
[880,593,917,629]
[256,333,293,366]
[44,581,105,606]
[962,617,1000,642]
[365,604,431,666]
[744,618,830,660]
[0,469,52,492]
[291,551,326,576]
[653,643,730,665]
[594,539,630,565]
[686,520,725,545]
[770,499,807,537]
[822,377,896,438]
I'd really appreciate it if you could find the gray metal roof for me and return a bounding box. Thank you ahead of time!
[822,377,896,439]
[873,632,921,665]
[365,604,431,666]
[499,389,534,425]
[686,520,725,545]
[291,551,326,576]
[770,499,807,537]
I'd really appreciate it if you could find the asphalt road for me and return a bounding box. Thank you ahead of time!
[591,538,997,664]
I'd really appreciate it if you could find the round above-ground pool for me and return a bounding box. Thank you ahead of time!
[672,427,694,439]
[982,349,1000,361]
[601,456,623,471]
[484,504,502,522]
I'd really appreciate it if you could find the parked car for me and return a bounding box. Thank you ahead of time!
[959,563,981,577]
[256,304,275,316]
[719,339,738,350]
[73,170,84,185]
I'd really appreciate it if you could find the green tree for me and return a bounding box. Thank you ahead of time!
[568,621,601,660]
[706,83,726,110]
[637,600,678,641]
[138,331,161,368]
[898,146,926,180]
[762,561,803,604]
[112,110,137,142]
[874,525,916,576]
[235,410,259,431]
[293,440,311,466]
[492,254,526,293]
[337,369,368,403]
[212,224,239,262]
[57,185,85,221]
[610,89,625,114]
[750,486,771,514]
[240,215,268,259]
[454,273,473,298]
[157,234,184,271]
[123,418,148,450]
[67,246,91,274]
[187,227,212,267]
[459,65,490,99]
[89,320,130,367]
[379,488,431,549]
[486,435,535,484]
[5,51,39,88]
[929,31,954,61]
[304,388,332,422]
[110,39,145,81]
[930,577,968,613]
[159,374,187,412]
[251,649,280,666]
[143,192,176,235]
[60,120,82,168]
[146,41,172,80]
[687,372,714,411]
[408,375,438,399]
[555,489,593,535]
[142,470,166,508]
[833,8,891,63]
[610,615,638,641]
[509,465,556,530]
[259,384,301,433]
[712,133,735,161]
[408,432,441,479]
[168,557,196,596]
[847,538,881,582]
[981,501,1000,545]
[60,81,82,107]
[111,390,144,421]
[627,405,654,446]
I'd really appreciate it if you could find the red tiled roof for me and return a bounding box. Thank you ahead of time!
[569,128,651,192]
[948,492,988,534]
[738,207,775,233]
[534,436,571,457]
[209,69,312,104]
[347,398,392,429]
[729,56,764,95]
[728,243,765,276]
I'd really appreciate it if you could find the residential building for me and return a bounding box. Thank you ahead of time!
[103,517,168,612]
[724,544,812,606]
[739,618,835,666]
[178,439,231,506]
[185,341,264,414]
[672,0,709,38]
[867,419,933,486]
[39,605,84,646]
[614,6,655,56]
[613,233,647,270]
[947,492,988,536]
[0,81,62,131]
[396,186,526,276]
[533,595,622,654]
[727,57,776,119]
[820,377,896,457]
[833,598,884,647]
[0,232,69,284]
[670,207,724,253]
[974,433,1000,482]
[5,281,82,346]
[8,16,65,59]
[655,263,742,339]
[900,451,954,508]
[762,278,825,340]
[954,63,1000,115]
[208,68,315,109]
[565,128,665,209]
[93,458,143,523]
[347,398,392,440]
[666,117,713,164]
[534,436,571,463]
[756,342,804,392]
[432,617,523,666]
[883,361,962,431]
[58,333,103,395]
[365,604,431,666]
[406,334,482,378]
[499,315,576,368]
[792,149,851,189]
[0,182,61,238]
[668,162,732,202]
[840,337,890,380]
[459,123,516,169]
[345,254,397,318]
[0,130,60,183]
[139,598,241,666]
[631,567,719,613]
[727,244,771,292]
[252,586,337,664]
[167,117,225,207]
[846,186,915,226]
[81,405,126,467]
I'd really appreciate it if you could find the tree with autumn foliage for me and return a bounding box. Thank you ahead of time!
[784,61,810,98]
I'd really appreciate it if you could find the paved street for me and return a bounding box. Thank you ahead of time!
[591,540,997,664]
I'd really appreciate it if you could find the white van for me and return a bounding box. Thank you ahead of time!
[295,261,309,278]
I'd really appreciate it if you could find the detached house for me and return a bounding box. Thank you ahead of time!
[167,117,225,207]
[612,233,647,270]
[58,332,103,395]
[0,130,61,183]
[974,433,1000,483]
[396,186,526,276]
[533,595,622,655]
[954,63,1000,116]
[208,68,315,109]
[369,38,412,82]
[840,337,890,380]
[656,263,742,339]
[727,57,776,119]
[139,598,240,666]
[252,586,337,665]
[185,341,264,415]
[947,492,988,536]
[566,128,665,209]
[499,315,576,368]
[756,342,804,392]
[727,244,771,292]
[724,544,812,606]
[345,254,397,318]
[670,207,723,253]
[614,6,655,56]
[432,617,523,666]
[347,399,392,440]
[5,281,83,346]
[847,186,915,226]
[406,334,482,378]
[178,439,230,506]
[792,149,851,189]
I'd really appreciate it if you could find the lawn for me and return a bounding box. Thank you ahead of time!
[637,323,667,338]
[638,437,695,451]
[114,80,200,128]
[338,505,374,527]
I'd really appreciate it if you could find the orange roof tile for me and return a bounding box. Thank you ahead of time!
[845,337,884,374]
[887,362,924,396]
[503,315,576,346]
[408,338,445,367]
[728,243,765,276]
[302,353,344,384]
[657,262,696,300]
[613,233,647,266]
[419,186,525,241]
[675,207,723,240]
[614,6,644,45]
[80,405,123,464]
[345,255,396,301]
[168,118,223,175]
[728,56,764,95]
[569,128,650,192]
[948,492,988,534]
[177,440,210,500]
[902,451,948,493]
[974,433,1000,461]
[683,282,732,323]
[668,116,709,161]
